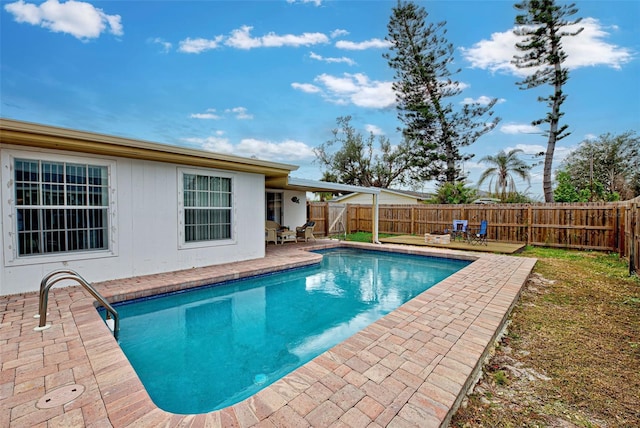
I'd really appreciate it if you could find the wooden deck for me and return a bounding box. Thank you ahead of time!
[379,235,526,254]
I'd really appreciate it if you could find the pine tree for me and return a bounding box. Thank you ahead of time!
[384,0,499,185]
[513,0,582,202]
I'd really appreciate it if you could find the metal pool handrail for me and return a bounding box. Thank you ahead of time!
[35,269,119,340]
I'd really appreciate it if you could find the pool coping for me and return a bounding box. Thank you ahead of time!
[1,241,536,427]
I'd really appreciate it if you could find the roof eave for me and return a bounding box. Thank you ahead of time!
[283,177,381,194]
[0,118,297,179]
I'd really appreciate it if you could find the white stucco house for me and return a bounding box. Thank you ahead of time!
[0,119,379,296]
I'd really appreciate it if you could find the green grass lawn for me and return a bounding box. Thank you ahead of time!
[342,231,396,242]
[452,246,639,427]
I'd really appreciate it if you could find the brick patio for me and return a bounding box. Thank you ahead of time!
[0,240,536,427]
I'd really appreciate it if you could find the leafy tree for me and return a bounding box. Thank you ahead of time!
[513,0,583,202]
[385,1,499,185]
[428,181,477,204]
[554,170,589,202]
[477,149,532,200]
[313,171,339,201]
[555,131,640,201]
[314,116,413,188]
[502,191,539,204]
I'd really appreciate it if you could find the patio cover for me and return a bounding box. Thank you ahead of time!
[279,177,381,244]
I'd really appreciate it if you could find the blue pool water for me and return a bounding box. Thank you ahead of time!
[107,248,469,414]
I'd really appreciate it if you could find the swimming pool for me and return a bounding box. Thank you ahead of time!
[108,248,470,414]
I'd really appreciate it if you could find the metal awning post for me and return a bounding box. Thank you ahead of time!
[373,193,380,244]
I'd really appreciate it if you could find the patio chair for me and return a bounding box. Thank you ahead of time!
[467,220,488,245]
[296,221,316,242]
[265,225,277,245]
[265,220,296,244]
[445,219,468,241]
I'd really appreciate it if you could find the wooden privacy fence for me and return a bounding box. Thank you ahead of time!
[308,197,640,274]
[625,196,640,274]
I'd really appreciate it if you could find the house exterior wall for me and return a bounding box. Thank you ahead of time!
[280,189,308,229]
[1,144,272,296]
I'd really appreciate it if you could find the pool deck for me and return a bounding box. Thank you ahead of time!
[1,240,536,427]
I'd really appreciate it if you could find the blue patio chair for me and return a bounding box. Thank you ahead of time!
[445,219,468,241]
[468,220,488,245]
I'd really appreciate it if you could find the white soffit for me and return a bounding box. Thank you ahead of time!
[286,177,381,195]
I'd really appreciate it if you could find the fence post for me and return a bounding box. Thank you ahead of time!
[411,206,415,235]
[324,203,329,236]
[614,205,620,254]
[527,205,532,245]
[631,201,638,275]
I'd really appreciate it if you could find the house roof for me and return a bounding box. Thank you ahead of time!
[0,118,298,182]
[0,118,382,196]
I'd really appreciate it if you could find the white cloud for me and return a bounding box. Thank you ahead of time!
[190,107,252,120]
[179,25,329,53]
[190,108,220,120]
[225,107,253,120]
[506,143,573,165]
[365,124,384,136]
[291,82,322,93]
[500,123,544,134]
[179,36,223,53]
[149,37,172,53]
[184,136,234,154]
[286,0,323,6]
[464,160,486,173]
[507,143,547,156]
[236,138,315,161]
[313,73,395,108]
[225,25,262,50]
[225,25,328,50]
[4,0,123,40]
[335,38,392,50]
[185,135,315,162]
[461,95,505,105]
[330,29,349,38]
[460,29,518,75]
[262,31,328,48]
[309,51,356,66]
[461,17,633,76]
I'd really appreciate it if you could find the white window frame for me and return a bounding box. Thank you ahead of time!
[2,149,118,267]
[177,168,236,249]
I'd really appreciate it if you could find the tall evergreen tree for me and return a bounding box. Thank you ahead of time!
[384,1,499,185]
[513,0,582,202]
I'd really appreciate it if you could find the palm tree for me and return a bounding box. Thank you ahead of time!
[477,149,531,200]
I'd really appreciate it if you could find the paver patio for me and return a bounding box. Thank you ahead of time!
[1,240,536,427]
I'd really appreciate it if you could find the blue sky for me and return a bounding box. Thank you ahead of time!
[1,0,638,198]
